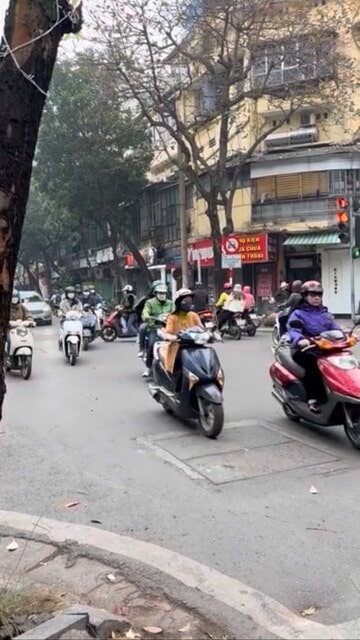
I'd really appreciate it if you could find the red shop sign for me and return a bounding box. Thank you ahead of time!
[188,233,269,266]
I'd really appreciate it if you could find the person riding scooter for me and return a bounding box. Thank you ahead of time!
[163,288,202,387]
[218,284,245,330]
[215,282,232,312]
[59,286,83,317]
[142,283,173,377]
[135,280,162,357]
[287,280,340,413]
[10,289,32,323]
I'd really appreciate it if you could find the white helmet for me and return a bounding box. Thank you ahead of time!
[175,287,193,300]
[280,281,288,289]
[233,284,242,292]
[123,285,134,293]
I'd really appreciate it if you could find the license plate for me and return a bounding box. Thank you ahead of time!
[236,318,245,327]
[250,314,257,320]
[205,321,214,328]
[83,329,92,337]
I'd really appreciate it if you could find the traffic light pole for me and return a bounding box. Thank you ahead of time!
[349,196,356,321]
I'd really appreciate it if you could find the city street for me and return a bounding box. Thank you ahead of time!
[2,324,360,634]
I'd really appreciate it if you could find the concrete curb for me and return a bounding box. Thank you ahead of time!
[0,510,351,639]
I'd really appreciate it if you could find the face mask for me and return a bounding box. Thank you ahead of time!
[180,300,192,312]
[90,290,95,294]
[68,293,75,300]
[12,297,19,305]
[83,291,89,296]
[156,293,166,302]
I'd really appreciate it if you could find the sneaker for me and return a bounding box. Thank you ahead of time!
[308,399,320,413]
[142,367,150,378]
[137,350,144,358]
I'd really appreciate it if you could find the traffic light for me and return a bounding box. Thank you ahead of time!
[336,196,350,244]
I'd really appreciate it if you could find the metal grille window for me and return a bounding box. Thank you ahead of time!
[160,186,180,243]
[329,170,360,196]
[185,184,194,210]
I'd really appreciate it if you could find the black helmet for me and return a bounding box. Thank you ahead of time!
[302,280,323,296]
[65,286,76,298]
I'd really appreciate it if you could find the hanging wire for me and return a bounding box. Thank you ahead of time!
[0,1,80,96]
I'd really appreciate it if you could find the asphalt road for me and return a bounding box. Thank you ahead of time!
[2,323,360,628]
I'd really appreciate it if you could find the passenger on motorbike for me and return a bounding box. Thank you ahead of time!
[163,288,202,387]
[218,284,245,330]
[89,286,102,307]
[142,284,173,377]
[274,281,289,306]
[287,280,340,413]
[193,282,209,312]
[135,280,162,357]
[287,280,303,313]
[59,286,83,317]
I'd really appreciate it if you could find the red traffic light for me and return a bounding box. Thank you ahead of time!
[336,196,349,209]
[337,211,349,224]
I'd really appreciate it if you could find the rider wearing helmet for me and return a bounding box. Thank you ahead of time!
[218,283,245,330]
[142,283,173,377]
[287,280,340,412]
[287,280,303,312]
[215,282,232,311]
[275,281,289,306]
[163,288,202,378]
[10,289,32,322]
[59,286,83,317]
[135,280,162,357]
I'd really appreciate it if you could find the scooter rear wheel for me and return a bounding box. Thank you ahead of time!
[198,398,224,438]
[246,324,257,337]
[83,337,90,351]
[101,327,117,342]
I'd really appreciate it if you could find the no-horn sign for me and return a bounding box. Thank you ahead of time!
[221,235,240,254]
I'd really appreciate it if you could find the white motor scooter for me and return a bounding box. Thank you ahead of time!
[6,320,35,379]
[59,311,83,366]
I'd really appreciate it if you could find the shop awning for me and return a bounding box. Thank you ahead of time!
[283,232,341,246]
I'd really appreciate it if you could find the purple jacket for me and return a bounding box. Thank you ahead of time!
[287,302,340,345]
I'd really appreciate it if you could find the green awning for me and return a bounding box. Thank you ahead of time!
[283,232,341,246]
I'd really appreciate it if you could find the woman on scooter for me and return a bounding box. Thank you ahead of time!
[163,288,202,377]
[287,280,340,413]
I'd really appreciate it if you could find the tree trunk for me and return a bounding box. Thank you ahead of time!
[19,262,39,291]
[207,203,223,296]
[122,232,153,289]
[0,0,82,419]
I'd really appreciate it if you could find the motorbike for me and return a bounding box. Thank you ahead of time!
[272,304,289,349]
[82,305,97,350]
[270,319,360,449]
[241,309,259,337]
[6,320,35,379]
[149,326,225,439]
[219,311,243,340]
[59,310,83,366]
[101,307,137,342]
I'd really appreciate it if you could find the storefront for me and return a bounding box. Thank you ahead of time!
[188,233,278,300]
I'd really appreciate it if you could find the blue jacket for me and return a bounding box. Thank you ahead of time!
[287,302,340,345]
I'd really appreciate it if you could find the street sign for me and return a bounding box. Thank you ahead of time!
[221,254,242,269]
[222,235,240,255]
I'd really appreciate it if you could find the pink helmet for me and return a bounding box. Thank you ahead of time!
[223,282,232,290]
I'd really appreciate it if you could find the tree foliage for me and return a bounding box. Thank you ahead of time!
[35,56,154,288]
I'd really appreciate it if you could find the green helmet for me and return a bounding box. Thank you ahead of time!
[150,279,163,294]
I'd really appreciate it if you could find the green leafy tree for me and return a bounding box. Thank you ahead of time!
[35,56,154,294]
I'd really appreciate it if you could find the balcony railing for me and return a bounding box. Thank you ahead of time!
[252,197,335,224]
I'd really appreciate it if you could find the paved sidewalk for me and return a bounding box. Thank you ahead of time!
[0,535,229,639]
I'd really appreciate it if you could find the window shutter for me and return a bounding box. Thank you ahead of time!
[301,172,328,196]
[254,176,275,201]
[275,174,300,198]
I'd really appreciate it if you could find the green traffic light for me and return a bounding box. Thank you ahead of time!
[352,247,360,259]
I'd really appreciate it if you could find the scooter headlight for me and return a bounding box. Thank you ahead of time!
[188,371,199,390]
[328,355,358,370]
[16,328,27,337]
[216,368,225,387]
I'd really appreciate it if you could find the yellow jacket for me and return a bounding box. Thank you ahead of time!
[216,292,230,308]
[163,311,202,372]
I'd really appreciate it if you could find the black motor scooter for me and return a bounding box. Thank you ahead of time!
[149,327,225,438]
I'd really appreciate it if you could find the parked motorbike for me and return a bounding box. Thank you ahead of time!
[82,305,97,351]
[270,320,360,449]
[101,307,137,342]
[149,326,224,439]
[6,320,35,379]
[59,311,83,366]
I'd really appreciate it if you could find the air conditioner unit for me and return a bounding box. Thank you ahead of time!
[300,112,316,127]
[264,127,318,150]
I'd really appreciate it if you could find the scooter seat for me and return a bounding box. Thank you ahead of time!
[277,345,305,379]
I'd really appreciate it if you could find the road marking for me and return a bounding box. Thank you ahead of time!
[0,510,348,639]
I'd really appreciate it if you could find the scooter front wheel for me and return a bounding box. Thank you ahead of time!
[344,414,360,449]
[272,326,280,347]
[198,398,224,438]
[83,337,90,351]
[246,323,257,337]
[21,355,32,380]
[69,343,77,366]
[101,327,117,342]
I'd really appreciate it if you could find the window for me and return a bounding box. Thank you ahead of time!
[253,171,328,202]
[329,170,360,196]
[251,36,333,89]
[148,189,161,227]
[160,186,180,243]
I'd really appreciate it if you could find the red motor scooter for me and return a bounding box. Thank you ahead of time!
[270,321,360,449]
[100,306,137,342]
